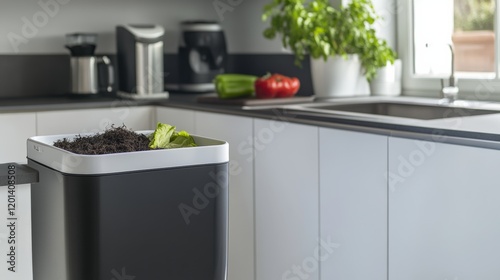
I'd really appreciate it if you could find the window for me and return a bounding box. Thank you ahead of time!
[453,0,495,73]
[398,0,500,98]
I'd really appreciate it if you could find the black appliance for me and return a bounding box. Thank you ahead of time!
[178,21,227,92]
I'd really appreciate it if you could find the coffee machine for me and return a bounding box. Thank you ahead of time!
[178,21,227,92]
[116,24,168,99]
[65,33,114,95]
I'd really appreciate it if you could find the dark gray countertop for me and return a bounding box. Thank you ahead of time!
[0,95,154,112]
[3,93,500,149]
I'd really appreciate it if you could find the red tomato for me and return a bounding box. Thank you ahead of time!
[255,73,301,99]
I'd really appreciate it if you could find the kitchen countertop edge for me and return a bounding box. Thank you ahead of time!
[3,94,500,150]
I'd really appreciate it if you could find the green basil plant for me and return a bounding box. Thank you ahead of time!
[262,0,397,81]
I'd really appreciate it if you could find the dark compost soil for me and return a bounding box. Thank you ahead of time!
[53,126,150,155]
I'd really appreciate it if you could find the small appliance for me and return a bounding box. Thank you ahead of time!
[116,24,168,99]
[178,21,227,92]
[66,33,114,95]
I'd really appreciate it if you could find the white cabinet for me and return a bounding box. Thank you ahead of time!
[37,106,154,135]
[156,107,195,132]
[319,128,387,280]
[0,112,37,163]
[194,112,254,280]
[0,113,36,280]
[389,137,500,280]
[254,119,319,280]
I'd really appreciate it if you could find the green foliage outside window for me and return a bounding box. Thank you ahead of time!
[454,0,495,31]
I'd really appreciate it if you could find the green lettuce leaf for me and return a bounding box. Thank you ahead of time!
[149,123,176,149]
[148,123,197,149]
[164,135,197,149]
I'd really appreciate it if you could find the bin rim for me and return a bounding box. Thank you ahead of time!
[27,130,229,175]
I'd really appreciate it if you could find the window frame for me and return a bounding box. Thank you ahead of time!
[397,0,500,100]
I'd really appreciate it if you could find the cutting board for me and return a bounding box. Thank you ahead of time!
[197,94,315,106]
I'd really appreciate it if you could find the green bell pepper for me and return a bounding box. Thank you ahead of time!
[214,74,258,99]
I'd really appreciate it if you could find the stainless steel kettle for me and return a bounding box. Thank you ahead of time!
[66,33,114,95]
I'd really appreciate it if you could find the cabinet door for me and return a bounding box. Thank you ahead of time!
[0,112,37,163]
[319,128,387,280]
[389,137,500,280]
[0,113,37,280]
[37,106,154,135]
[254,119,319,280]
[156,107,195,132]
[195,112,254,280]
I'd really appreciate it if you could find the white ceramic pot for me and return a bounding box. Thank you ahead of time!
[310,55,363,98]
[369,59,402,96]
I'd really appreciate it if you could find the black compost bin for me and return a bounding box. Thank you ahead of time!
[25,132,228,280]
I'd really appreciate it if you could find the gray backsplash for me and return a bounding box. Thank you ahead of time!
[0,54,315,98]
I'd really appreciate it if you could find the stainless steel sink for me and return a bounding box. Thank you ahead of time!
[288,101,500,120]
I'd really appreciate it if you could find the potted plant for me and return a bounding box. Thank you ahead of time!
[262,0,397,98]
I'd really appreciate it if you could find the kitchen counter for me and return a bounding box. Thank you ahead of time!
[164,94,500,150]
[3,93,500,149]
[0,95,154,112]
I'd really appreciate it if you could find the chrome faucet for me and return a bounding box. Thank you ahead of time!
[440,43,459,104]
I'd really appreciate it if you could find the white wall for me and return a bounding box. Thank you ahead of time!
[0,0,396,54]
[335,0,397,48]
[373,0,398,49]
[0,0,282,54]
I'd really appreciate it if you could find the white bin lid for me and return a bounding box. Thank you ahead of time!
[27,131,229,175]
